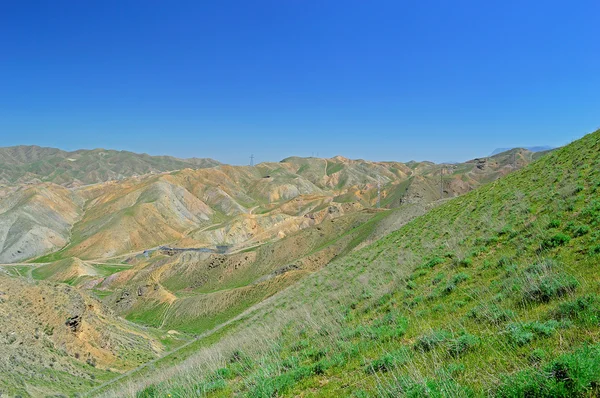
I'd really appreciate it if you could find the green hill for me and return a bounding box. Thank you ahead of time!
[96,129,600,397]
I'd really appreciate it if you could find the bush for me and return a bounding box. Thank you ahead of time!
[507,320,560,346]
[554,295,600,326]
[431,272,445,285]
[506,324,534,346]
[216,367,233,379]
[529,348,547,364]
[528,320,560,337]
[414,330,450,352]
[137,385,159,398]
[522,273,578,303]
[452,272,469,284]
[571,225,590,237]
[497,256,512,268]
[423,257,444,268]
[467,304,515,325]
[512,261,579,304]
[387,375,474,398]
[541,233,571,249]
[499,225,517,238]
[496,344,600,397]
[365,349,409,374]
[547,219,561,228]
[447,333,479,357]
[441,282,456,296]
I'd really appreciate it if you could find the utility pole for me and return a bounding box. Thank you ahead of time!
[250,154,254,167]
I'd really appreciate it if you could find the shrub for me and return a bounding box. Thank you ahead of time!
[467,304,515,325]
[541,233,571,249]
[497,256,512,268]
[441,282,456,296]
[506,320,560,346]
[589,245,600,256]
[365,349,409,374]
[513,261,579,304]
[448,333,479,357]
[528,320,560,337]
[216,367,233,379]
[522,273,578,303]
[506,324,534,346]
[423,257,444,268]
[461,258,473,267]
[547,219,561,229]
[554,295,600,326]
[414,329,450,352]
[136,385,159,398]
[499,225,517,238]
[431,272,445,285]
[571,225,590,237]
[529,348,547,364]
[496,344,600,397]
[389,375,474,398]
[452,272,469,284]
[197,379,227,393]
[410,269,429,279]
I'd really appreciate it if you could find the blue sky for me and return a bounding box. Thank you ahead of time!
[1,1,598,164]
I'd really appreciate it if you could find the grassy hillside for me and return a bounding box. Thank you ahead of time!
[96,130,600,397]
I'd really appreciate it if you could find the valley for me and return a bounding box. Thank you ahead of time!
[0,141,589,397]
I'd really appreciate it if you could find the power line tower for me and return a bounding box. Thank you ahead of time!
[250,154,254,167]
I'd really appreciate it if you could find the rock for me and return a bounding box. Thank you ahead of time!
[65,315,81,333]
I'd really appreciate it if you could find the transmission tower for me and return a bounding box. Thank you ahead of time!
[250,154,254,167]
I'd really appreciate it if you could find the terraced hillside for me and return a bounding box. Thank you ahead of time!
[93,129,600,397]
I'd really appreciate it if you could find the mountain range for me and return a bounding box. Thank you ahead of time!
[3,134,600,397]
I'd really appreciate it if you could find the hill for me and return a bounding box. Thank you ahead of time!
[491,146,554,155]
[0,145,558,396]
[0,145,220,187]
[0,149,538,264]
[94,129,600,396]
[0,272,168,397]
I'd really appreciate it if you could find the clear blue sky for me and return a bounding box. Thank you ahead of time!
[1,1,598,164]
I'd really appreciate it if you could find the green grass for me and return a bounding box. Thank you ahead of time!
[93,129,600,397]
[1,265,32,277]
[325,161,344,176]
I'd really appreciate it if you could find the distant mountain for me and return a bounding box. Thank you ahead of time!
[0,145,221,187]
[0,149,544,263]
[491,145,554,155]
